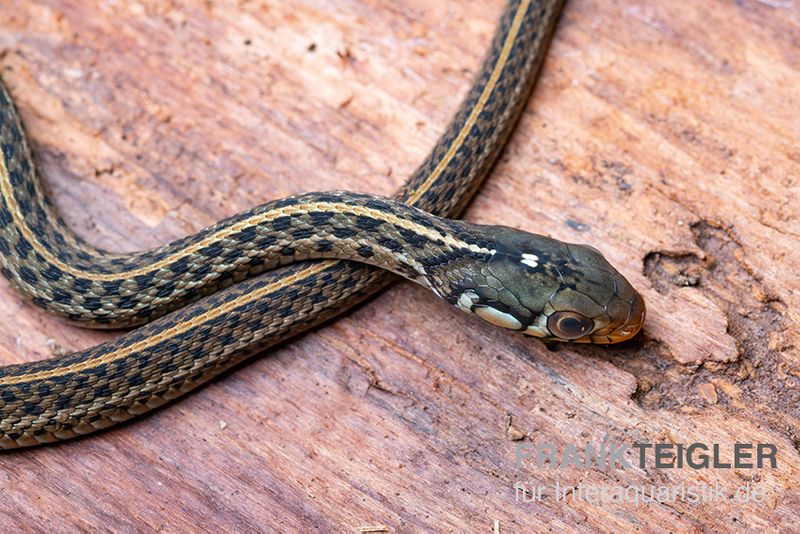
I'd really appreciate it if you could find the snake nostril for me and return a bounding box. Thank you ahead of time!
[630,292,646,325]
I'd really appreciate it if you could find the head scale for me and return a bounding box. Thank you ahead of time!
[448,225,645,343]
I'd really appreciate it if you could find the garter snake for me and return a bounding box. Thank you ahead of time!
[0,0,645,449]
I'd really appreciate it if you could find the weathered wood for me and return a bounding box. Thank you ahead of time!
[0,0,798,530]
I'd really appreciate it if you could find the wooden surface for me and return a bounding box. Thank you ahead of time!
[0,0,799,531]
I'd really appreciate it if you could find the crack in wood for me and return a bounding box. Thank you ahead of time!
[581,219,797,449]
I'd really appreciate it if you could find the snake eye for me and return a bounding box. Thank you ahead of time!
[547,311,594,340]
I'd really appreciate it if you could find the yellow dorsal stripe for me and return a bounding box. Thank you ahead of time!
[0,192,494,281]
[405,0,532,205]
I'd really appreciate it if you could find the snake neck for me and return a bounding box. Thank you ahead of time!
[205,191,498,299]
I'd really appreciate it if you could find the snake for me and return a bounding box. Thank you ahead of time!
[0,0,645,449]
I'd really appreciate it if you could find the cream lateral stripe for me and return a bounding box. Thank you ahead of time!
[0,0,528,384]
[0,262,335,385]
[405,0,532,205]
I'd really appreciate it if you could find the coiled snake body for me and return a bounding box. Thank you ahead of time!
[0,0,644,449]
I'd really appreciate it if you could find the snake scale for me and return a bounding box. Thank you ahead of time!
[0,0,644,449]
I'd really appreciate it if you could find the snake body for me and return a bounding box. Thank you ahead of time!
[0,0,644,449]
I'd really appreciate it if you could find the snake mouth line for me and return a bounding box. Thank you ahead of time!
[600,292,647,344]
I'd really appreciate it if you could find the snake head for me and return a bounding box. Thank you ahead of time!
[450,225,645,343]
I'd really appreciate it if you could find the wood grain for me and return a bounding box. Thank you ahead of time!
[1,0,799,531]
